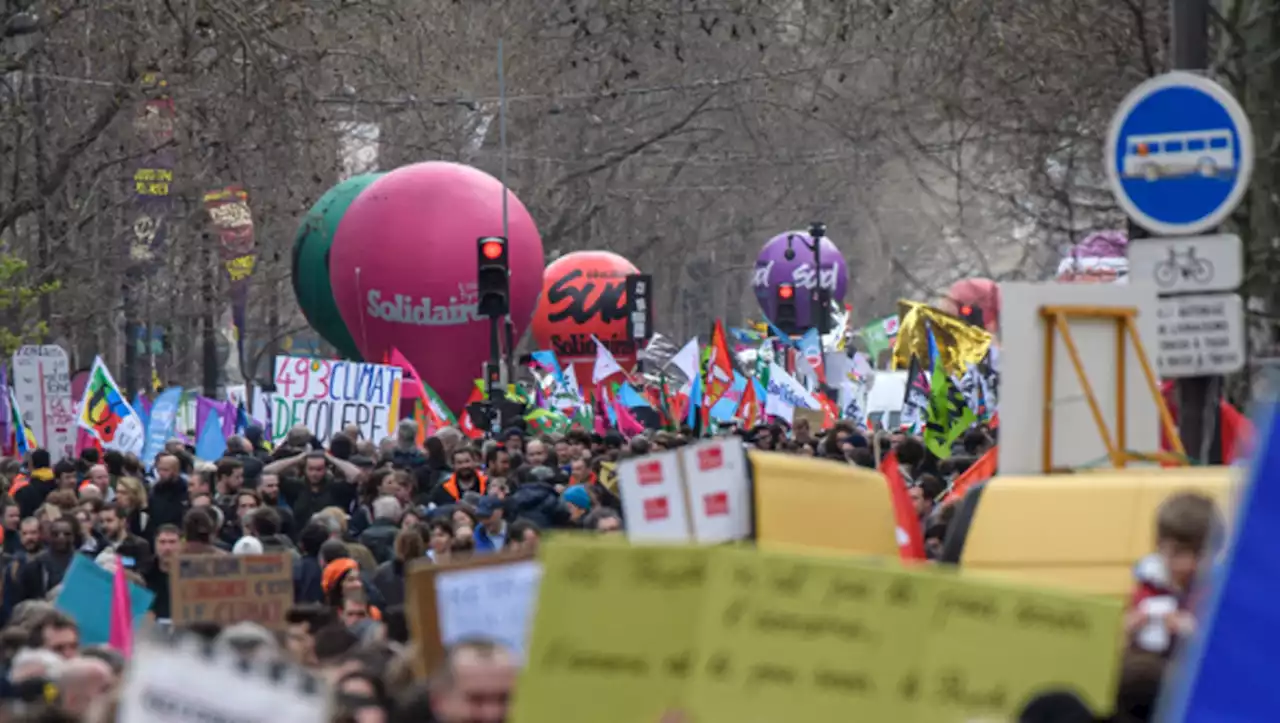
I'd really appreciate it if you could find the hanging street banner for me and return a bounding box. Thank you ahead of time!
[204,185,258,373]
[128,74,176,271]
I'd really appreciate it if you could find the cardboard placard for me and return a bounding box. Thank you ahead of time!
[170,554,292,630]
[405,551,539,677]
[616,439,752,545]
[511,539,1124,723]
[513,540,711,723]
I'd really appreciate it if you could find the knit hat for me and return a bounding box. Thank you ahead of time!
[232,536,264,555]
[561,484,592,512]
[322,558,359,593]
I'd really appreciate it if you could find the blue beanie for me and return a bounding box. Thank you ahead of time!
[561,484,592,511]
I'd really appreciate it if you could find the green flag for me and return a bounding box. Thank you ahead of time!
[924,365,976,458]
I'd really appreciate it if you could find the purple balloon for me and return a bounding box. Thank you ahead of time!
[753,231,849,330]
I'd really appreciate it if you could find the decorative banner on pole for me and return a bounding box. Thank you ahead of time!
[128,74,176,271]
[203,186,257,373]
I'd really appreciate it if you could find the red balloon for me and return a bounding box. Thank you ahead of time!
[532,251,640,392]
[942,278,1001,334]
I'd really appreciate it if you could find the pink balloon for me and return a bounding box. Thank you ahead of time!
[329,162,545,415]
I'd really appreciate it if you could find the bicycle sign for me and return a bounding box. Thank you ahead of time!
[1106,72,1254,236]
[1127,235,1242,295]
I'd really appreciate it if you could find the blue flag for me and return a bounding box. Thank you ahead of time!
[141,387,183,465]
[1156,404,1277,721]
[132,392,150,432]
[686,373,703,428]
[195,410,225,461]
[617,383,651,410]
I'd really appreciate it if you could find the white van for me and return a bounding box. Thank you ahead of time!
[865,370,906,430]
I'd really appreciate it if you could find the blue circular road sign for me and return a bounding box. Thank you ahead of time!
[1105,71,1254,236]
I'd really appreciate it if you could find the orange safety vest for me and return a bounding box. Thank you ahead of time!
[441,472,487,501]
[9,473,29,495]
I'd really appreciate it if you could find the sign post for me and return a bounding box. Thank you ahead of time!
[1109,71,1253,463]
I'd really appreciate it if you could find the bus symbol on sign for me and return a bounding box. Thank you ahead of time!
[1123,129,1235,181]
[1106,71,1254,236]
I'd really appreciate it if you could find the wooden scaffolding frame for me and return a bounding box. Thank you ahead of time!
[1040,305,1187,473]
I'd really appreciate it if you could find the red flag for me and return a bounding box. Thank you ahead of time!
[942,445,998,504]
[704,319,735,408]
[736,379,762,428]
[879,450,927,562]
[669,388,690,429]
[456,383,486,439]
[814,391,839,430]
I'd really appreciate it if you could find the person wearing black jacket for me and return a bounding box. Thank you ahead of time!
[266,451,359,530]
[357,497,402,565]
[14,449,56,519]
[506,466,573,529]
[293,521,330,604]
[20,513,81,602]
[147,454,190,536]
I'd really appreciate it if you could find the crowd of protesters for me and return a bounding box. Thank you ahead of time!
[0,411,1220,722]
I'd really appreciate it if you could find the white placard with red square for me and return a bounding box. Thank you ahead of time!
[680,439,751,544]
[616,449,691,543]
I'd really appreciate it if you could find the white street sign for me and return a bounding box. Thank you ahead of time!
[1128,234,1242,294]
[1156,293,1245,377]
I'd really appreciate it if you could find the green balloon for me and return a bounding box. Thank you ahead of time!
[292,173,384,360]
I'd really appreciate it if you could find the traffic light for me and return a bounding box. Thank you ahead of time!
[776,283,798,333]
[958,303,984,329]
[477,236,509,317]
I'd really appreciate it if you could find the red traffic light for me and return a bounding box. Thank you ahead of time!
[481,240,505,260]
[960,304,972,315]
[778,284,795,300]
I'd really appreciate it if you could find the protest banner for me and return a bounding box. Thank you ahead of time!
[687,547,1122,723]
[513,540,712,723]
[406,551,540,677]
[11,345,75,460]
[270,355,402,445]
[615,440,751,545]
[171,554,292,630]
[55,555,154,645]
[513,539,1123,723]
[119,629,330,723]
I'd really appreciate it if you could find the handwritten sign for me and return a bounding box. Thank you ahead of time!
[171,554,292,630]
[406,553,540,677]
[512,539,711,723]
[685,548,1123,723]
[12,345,75,460]
[119,628,331,723]
[514,542,1124,723]
[270,356,402,445]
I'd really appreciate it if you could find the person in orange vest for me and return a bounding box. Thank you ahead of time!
[426,448,486,507]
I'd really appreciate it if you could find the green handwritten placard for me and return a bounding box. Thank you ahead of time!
[687,547,943,721]
[685,550,1123,723]
[511,538,710,723]
[916,572,1124,722]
